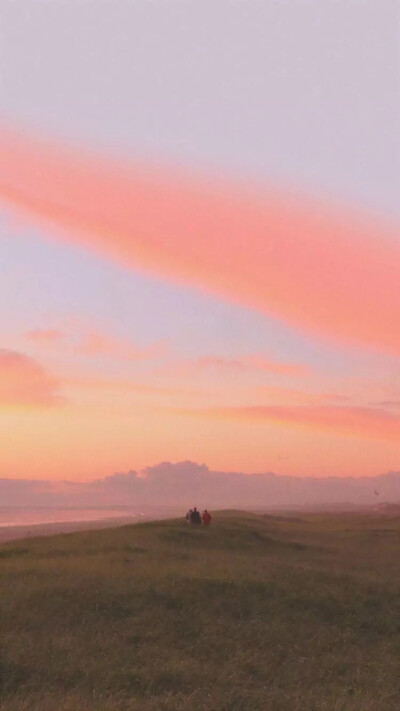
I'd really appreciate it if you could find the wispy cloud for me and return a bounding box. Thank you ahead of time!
[175,404,400,442]
[256,385,350,405]
[1,126,399,353]
[24,324,167,362]
[25,329,64,345]
[0,349,62,406]
[76,329,167,361]
[370,401,400,410]
[161,354,308,380]
[66,375,196,398]
[193,355,308,377]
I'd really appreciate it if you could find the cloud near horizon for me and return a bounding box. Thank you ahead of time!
[2,460,400,508]
[0,349,61,406]
[1,126,400,354]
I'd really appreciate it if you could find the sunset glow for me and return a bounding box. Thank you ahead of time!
[0,2,398,491]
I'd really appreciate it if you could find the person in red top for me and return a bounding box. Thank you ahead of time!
[202,509,212,526]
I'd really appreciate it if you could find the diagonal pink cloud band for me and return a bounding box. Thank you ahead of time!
[1,126,399,353]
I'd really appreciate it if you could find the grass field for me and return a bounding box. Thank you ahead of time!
[1,510,400,710]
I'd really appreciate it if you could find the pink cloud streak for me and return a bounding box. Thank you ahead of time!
[176,404,400,442]
[1,126,399,353]
[256,386,350,405]
[25,329,64,344]
[195,356,308,377]
[0,349,61,406]
[24,325,167,362]
[76,329,167,361]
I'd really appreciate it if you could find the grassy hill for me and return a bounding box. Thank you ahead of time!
[1,511,400,710]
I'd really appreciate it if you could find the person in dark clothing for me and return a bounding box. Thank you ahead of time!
[190,507,202,524]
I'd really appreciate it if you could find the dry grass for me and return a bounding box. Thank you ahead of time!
[1,510,400,710]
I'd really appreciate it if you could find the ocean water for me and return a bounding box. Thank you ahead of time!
[0,507,140,528]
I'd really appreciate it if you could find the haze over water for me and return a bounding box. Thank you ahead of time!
[0,507,140,528]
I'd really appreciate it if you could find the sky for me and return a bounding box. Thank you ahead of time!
[0,1,399,485]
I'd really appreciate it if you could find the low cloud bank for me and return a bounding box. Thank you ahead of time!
[1,461,400,509]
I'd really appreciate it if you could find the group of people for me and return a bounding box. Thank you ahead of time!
[185,507,212,526]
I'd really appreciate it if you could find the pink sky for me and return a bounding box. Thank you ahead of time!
[0,2,399,486]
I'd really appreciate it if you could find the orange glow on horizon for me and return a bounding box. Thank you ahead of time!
[1,126,400,484]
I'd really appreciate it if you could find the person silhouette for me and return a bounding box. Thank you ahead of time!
[202,509,211,526]
[190,507,201,525]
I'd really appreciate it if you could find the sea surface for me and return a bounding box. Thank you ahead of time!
[0,507,140,528]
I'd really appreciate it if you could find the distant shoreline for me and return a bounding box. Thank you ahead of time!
[0,515,140,544]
